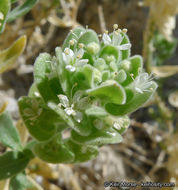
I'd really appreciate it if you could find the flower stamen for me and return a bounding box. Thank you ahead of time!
[122,28,128,33]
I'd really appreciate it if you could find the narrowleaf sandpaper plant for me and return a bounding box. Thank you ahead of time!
[18,25,157,164]
[0,25,158,184]
[0,25,157,187]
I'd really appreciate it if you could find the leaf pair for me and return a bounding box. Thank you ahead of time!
[33,134,99,164]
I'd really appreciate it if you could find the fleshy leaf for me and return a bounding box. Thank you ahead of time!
[102,70,110,81]
[0,112,23,151]
[28,82,40,97]
[120,32,131,60]
[33,134,74,164]
[85,106,108,117]
[48,102,92,136]
[71,127,122,146]
[9,173,34,190]
[34,53,62,102]
[77,29,99,46]
[114,69,127,83]
[66,139,98,163]
[100,45,120,64]
[94,58,108,71]
[18,97,59,141]
[105,82,157,115]
[55,47,72,95]
[0,151,30,180]
[7,0,38,22]
[81,65,94,88]
[120,55,143,86]
[0,35,27,73]
[72,64,94,89]
[86,80,126,104]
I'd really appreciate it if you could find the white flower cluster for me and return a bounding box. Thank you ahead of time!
[102,25,131,50]
[133,73,154,94]
[57,93,84,123]
[62,46,88,72]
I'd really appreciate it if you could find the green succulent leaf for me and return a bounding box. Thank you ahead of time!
[0,151,30,180]
[48,102,92,136]
[28,82,40,97]
[18,97,59,141]
[33,134,74,164]
[55,47,72,95]
[120,32,131,60]
[86,80,126,104]
[102,70,110,81]
[85,105,108,117]
[120,55,143,86]
[9,173,34,190]
[105,82,157,115]
[0,112,23,151]
[7,0,38,22]
[100,45,120,64]
[73,64,94,88]
[34,53,62,102]
[114,69,127,83]
[66,139,98,163]
[71,127,122,146]
[77,29,99,46]
[94,58,108,71]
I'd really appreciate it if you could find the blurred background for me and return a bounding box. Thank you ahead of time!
[0,0,178,189]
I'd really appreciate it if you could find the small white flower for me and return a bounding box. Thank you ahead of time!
[112,31,123,45]
[58,94,70,108]
[76,48,84,59]
[65,65,76,72]
[102,30,131,50]
[62,47,88,72]
[57,94,83,122]
[58,94,76,115]
[102,33,112,44]
[64,107,76,116]
[133,73,154,94]
[62,48,74,63]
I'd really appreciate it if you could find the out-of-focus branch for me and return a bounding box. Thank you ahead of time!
[98,5,106,33]
[142,3,174,135]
